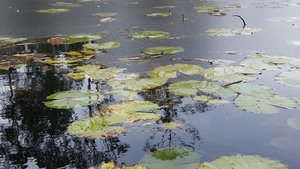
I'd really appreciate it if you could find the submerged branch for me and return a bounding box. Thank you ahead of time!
[233,15,246,29]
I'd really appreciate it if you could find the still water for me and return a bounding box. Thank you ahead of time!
[1,0,300,168]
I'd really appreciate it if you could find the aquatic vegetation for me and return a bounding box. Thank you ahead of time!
[142,46,184,55]
[129,30,171,40]
[199,154,287,169]
[35,8,69,14]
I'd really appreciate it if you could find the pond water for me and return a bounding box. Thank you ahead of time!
[1,0,300,168]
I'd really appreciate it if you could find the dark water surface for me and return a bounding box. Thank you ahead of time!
[1,0,300,168]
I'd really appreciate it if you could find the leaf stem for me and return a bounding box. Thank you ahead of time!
[233,15,246,29]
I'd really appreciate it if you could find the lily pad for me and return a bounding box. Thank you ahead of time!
[83,41,120,50]
[194,6,226,16]
[240,53,300,70]
[147,64,203,78]
[67,67,125,80]
[51,2,82,7]
[193,95,229,105]
[161,122,182,129]
[93,12,117,17]
[67,116,126,138]
[232,83,298,114]
[146,12,171,17]
[44,90,104,109]
[108,77,168,91]
[129,31,171,40]
[97,161,148,169]
[275,71,300,88]
[206,28,263,37]
[36,8,69,14]
[44,58,83,64]
[139,147,200,169]
[142,46,184,55]
[104,101,161,122]
[203,66,260,83]
[168,80,237,98]
[0,37,27,47]
[287,117,300,130]
[62,34,105,44]
[199,154,287,169]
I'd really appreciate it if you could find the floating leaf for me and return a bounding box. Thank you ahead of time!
[193,95,229,105]
[161,122,182,129]
[67,116,126,138]
[148,64,203,78]
[240,53,300,70]
[104,101,161,122]
[36,8,69,14]
[97,161,148,169]
[287,117,300,130]
[44,58,83,64]
[108,77,168,91]
[232,84,298,114]
[0,37,27,47]
[199,154,287,169]
[140,147,200,169]
[44,90,104,109]
[168,80,237,98]
[206,28,263,37]
[104,90,138,101]
[142,46,184,55]
[66,51,83,57]
[67,67,125,80]
[203,66,260,83]
[194,6,226,16]
[146,12,171,17]
[275,71,300,87]
[62,34,105,44]
[129,31,170,40]
[100,17,116,22]
[83,41,120,50]
[93,12,117,17]
[51,2,82,7]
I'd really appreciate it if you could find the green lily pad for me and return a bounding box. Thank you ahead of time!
[44,90,104,109]
[67,116,126,138]
[44,58,83,64]
[194,6,226,15]
[203,66,260,83]
[275,71,300,87]
[140,147,200,169]
[0,64,27,71]
[206,28,263,37]
[108,77,168,91]
[83,41,120,50]
[67,67,126,80]
[51,2,82,7]
[146,12,171,17]
[104,101,161,122]
[36,8,69,14]
[287,117,300,130]
[161,122,182,129]
[232,84,298,114]
[199,154,287,169]
[62,34,105,44]
[168,80,237,98]
[93,12,117,17]
[0,37,27,47]
[148,64,203,78]
[142,46,184,55]
[129,31,171,40]
[240,53,300,70]
[193,95,230,105]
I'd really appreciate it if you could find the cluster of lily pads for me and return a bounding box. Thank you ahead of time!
[90,149,287,169]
